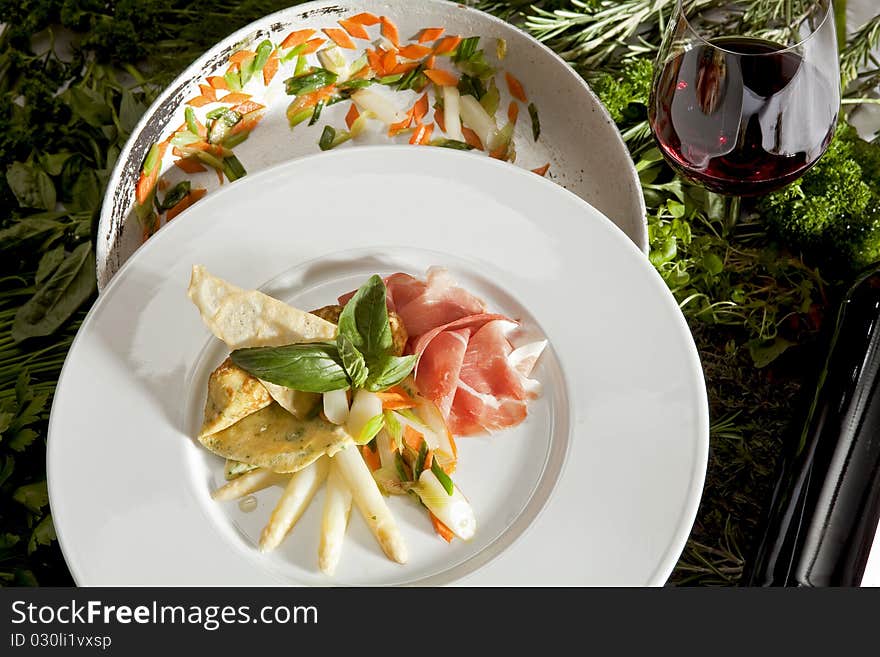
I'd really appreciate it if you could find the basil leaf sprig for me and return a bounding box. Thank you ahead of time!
[230,342,348,393]
[336,275,416,392]
[230,275,416,394]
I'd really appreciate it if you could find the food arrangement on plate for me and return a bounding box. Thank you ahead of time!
[188,265,547,575]
[135,10,548,242]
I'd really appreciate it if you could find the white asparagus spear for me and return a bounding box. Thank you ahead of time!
[318,461,353,576]
[259,457,329,552]
[212,468,287,501]
[334,445,408,564]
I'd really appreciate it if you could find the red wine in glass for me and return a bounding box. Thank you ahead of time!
[650,35,838,196]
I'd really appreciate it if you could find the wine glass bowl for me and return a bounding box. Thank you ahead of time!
[648,0,840,197]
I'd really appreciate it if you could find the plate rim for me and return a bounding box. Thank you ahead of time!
[95,0,648,290]
[54,146,705,586]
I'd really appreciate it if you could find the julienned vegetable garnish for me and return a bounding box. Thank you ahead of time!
[132,11,550,242]
[188,265,547,575]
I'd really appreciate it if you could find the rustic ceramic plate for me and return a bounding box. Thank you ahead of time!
[50,147,706,585]
[96,0,647,289]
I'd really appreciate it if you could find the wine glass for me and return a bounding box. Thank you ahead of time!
[648,0,840,225]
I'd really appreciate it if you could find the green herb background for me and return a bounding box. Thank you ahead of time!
[1,0,878,586]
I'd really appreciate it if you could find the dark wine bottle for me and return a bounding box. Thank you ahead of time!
[745,264,880,586]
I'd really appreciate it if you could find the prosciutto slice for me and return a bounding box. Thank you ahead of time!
[340,268,546,436]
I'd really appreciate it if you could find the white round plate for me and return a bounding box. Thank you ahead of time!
[50,147,707,586]
[96,0,646,289]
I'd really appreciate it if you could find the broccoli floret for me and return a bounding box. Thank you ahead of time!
[759,123,880,270]
[591,58,654,124]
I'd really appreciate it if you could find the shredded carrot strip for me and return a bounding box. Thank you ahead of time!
[345,104,360,130]
[228,50,256,64]
[412,93,429,123]
[390,60,419,75]
[280,29,315,49]
[360,444,381,471]
[166,188,207,221]
[288,85,337,114]
[174,158,207,174]
[433,36,462,55]
[424,69,458,86]
[366,48,383,74]
[489,144,508,160]
[220,92,251,104]
[425,54,436,69]
[338,18,370,40]
[300,38,325,55]
[349,65,372,80]
[423,450,434,472]
[199,84,216,101]
[379,16,400,47]
[229,110,265,136]
[403,425,424,451]
[225,62,239,75]
[262,53,279,85]
[388,112,413,137]
[207,76,228,90]
[462,127,483,150]
[434,108,446,132]
[418,27,445,44]
[135,142,168,206]
[398,43,432,60]
[348,12,380,26]
[532,163,551,177]
[157,177,169,192]
[231,100,265,115]
[323,27,356,49]
[377,387,417,409]
[382,50,397,74]
[508,101,519,125]
[185,96,212,107]
[418,123,434,145]
[505,72,527,102]
[431,513,455,543]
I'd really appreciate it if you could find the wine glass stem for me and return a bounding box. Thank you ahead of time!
[725,195,742,233]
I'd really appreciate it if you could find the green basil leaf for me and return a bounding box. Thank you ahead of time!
[12,242,96,343]
[338,275,393,368]
[337,334,368,388]
[365,354,417,392]
[7,162,56,210]
[356,413,385,445]
[39,152,73,176]
[431,459,455,496]
[67,168,102,214]
[230,342,349,393]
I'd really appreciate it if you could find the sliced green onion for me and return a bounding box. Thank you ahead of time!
[285,68,337,95]
[431,138,474,150]
[308,100,325,126]
[207,108,242,144]
[318,125,351,150]
[397,65,423,91]
[252,39,273,72]
[141,142,161,175]
[171,131,202,147]
[156,180,191,212]
[496,38,507,60]
[192,150,225,171]
[338,79,374,91]
[413,440,428,475]
[384,410,403,450]
[453,36,480,63]
[377,73,404,85]
[357,413,385,445]
[431,459,454,496]
[222,130,250,149]
[222,154,247,181]
[224,69,242,92]
[317,45,349,78]
[280,42,306,64]
[394,452,411,483]
[528,102,540,141]
[458,74,485,100]
[480,78,500,116]
[239,55,257,86]
[288,106,313,128]
[184,107,200,135]
[294,55,310,77]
